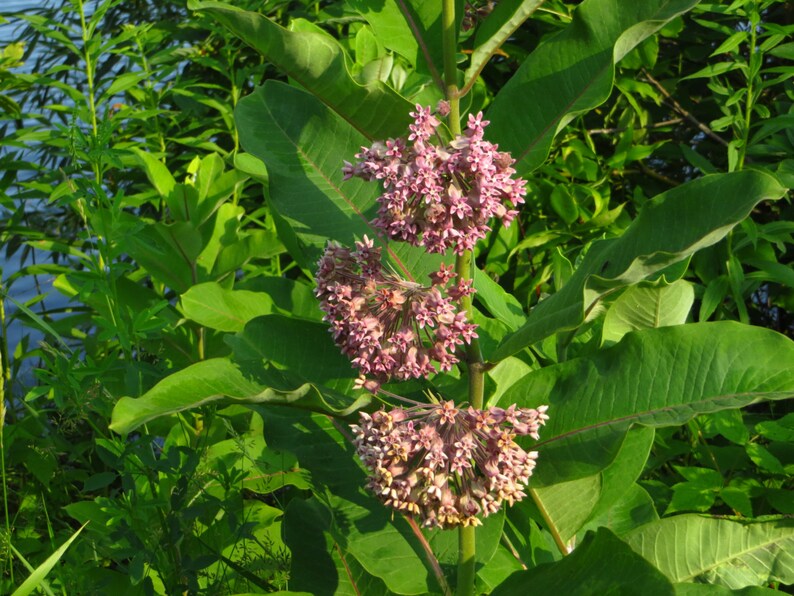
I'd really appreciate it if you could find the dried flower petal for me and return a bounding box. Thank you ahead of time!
[352,400,549,528]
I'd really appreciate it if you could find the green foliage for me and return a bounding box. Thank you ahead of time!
[0,0,791,593]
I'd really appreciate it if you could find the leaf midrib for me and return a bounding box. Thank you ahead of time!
[260,89,416,280]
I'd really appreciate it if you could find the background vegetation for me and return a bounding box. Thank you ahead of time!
[0,0,791,593]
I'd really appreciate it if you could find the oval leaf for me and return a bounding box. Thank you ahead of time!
[235,80,445,282]
[505,322,794,451]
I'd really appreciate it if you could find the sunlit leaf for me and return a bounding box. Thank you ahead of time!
[487,0,700,174]
[188,0,413,139]
[493,171,786,361]
[625,515,794,588]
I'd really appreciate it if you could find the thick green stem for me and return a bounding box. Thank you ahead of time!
[442,1,483,593]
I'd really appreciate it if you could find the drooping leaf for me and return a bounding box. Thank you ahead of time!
[234,80,445,281]
[188,0,413,140]
[491,527,675,596]
[624,515,794,588]
[487,0,701,174]
[109,358,368,434]
[602,279,695,345]
[493,171,786,361]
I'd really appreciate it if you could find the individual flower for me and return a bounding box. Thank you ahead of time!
[351,399,549,528]
[315,237,477,389]
[342,105,526,255]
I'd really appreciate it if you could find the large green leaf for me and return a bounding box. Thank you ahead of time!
[503,322,794,485]
[109,358,368,434]
[188,0,412,140]
[529,426,655,544]
[227,314,357,393]
[579,483,660,538]
[255,407,441,595]
[235,80,445,281]
[624,515,794,588]
[493,171,786,361]
[491,528,674,595]
[180,278,323,332]
[674,584,781,595]
[602,279,694,345]
[486,0,701,174]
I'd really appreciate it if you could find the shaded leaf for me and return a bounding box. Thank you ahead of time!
[492,528,674,596]
[255,407,440,595]
[283,497,390,596]
[227,314,357,392]
[579,483,660,538]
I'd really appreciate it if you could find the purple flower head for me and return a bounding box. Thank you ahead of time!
[315,237,478,390]
[345,105,526,255]
[352,399,549,528]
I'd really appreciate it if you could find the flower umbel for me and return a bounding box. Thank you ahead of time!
[315,237,477,389]
[343,105,527,255]
[352,400,549,529]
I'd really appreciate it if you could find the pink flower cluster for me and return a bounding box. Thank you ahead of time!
[352,400,549,528]
[343,105,526,255]
[315,237,477,389]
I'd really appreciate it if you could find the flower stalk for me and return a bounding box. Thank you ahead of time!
[441,0,481,592]
[328,2,542,592]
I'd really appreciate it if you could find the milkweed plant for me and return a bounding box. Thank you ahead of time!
[105,0,794,594]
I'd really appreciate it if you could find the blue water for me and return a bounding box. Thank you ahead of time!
[1,0,83,396]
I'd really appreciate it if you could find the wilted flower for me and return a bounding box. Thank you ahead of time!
[315,237,477,389]
[351,399,549,529]
[342,105,526,255]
